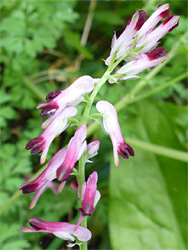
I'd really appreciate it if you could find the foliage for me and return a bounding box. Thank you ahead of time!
[0,0,187,249]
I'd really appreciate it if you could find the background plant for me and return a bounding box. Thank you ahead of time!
[0,0,187,249]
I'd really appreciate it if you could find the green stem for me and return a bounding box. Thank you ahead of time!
[132,71,188,103]
[126,137,188,162]
[22,77,46,100]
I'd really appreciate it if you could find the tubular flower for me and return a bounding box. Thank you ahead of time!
[19,148,67,208]
[75,172,101,229]
[87,140,100,159]
[110,47,168,82]
[105,10,146,65]
[56,124,87,182]
[137,4,170,39]
[25,107,77,164]
[37,76,94,121]
[21,217,91,242]
[137,14,180,53]
[96,101,134,167]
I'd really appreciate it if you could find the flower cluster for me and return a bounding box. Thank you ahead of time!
[20,4,179,248]
[106,3,179,82]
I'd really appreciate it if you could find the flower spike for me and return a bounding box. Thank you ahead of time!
[21,217,91,242]
[96,100,134,166]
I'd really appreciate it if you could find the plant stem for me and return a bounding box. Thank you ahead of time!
[126,138,188,162]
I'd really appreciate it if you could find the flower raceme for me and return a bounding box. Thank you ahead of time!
[21,217,91,243]
[105,3,179,65]
[25,107,77,164]
[96,100,134,167]
[20,4,179,248]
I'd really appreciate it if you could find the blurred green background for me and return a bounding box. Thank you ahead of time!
[0,0,187,249]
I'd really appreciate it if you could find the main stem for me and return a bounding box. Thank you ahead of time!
[78,59,115,250]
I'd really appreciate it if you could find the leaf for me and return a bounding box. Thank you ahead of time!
[109,99,187,249]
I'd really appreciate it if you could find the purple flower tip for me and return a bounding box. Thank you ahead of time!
[40,104,59,117]
[117,142,134,159]
[46,91,61,102]
[25,136,45,154]
[135,10,146,31]
[147,47,167,60]
[19,183,39,194]
[158,4,170,18]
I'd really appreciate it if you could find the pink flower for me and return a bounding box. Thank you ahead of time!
[75,172,101,229]
[137,14,179,53]
[87,140,100,159]
[25,107,77,164]
[21,217,91,242]
[105,10,146,65]
[19,148,67,208]
[56,124,87,182]
[137,4,170,39]
[37,76,94,121]
[110,47,168,82]
[96,101,134,167]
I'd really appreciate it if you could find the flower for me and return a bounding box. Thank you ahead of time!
[136,4,170,40]
[56,124,87,182]
[75,171,101,229]
[21,217,91,242]
[96,100,134,167]
[137,14,180,53]
[19,147,67,208]
[25,107,77,164]
[105,4,179,66]
[110,47,168,82]
[37,76,94,122]
[87,140,100,159]
[105,10,146,65]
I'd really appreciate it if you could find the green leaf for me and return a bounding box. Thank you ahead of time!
[109,99,187,249]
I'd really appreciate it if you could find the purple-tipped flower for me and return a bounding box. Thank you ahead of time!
[75,172,101,229]
[56,124,87,182]
[19,148,67,208]
[110,47,168,82]
[96,101,134,166]
[25,107,77,164]
[137,4,170,39]
[21,217,91,242]
[37,76,94,122]
[137,14,180,53]
[105,10,146,65]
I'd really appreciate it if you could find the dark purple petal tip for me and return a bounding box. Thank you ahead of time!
[117,142,134,159]
[25,137,43,150]
[39,103,59,117]
[46,91,61,102]
[158,4,170,18]
[135,10,146,31]
[20,183,39,194]
[147,47,167,60]
[29,218,43,231]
